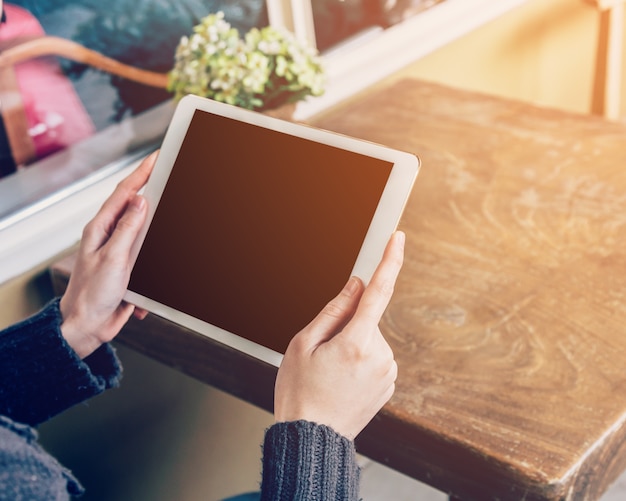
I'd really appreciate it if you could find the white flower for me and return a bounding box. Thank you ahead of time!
[167,11,325,110]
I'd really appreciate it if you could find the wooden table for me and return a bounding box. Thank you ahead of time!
[51,78,626,501]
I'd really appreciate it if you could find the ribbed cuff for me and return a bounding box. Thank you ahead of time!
[0,298,122,426]
[261,420,360,501]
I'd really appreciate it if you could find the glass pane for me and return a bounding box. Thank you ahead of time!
[0,0,268,176]
[313,0,447,53]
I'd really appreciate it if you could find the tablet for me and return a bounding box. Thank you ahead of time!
[125,94,419,367]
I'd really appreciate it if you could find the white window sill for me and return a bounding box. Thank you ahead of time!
[0,0,527,286]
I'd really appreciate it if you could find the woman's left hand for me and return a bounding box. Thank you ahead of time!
[59,151,157,358]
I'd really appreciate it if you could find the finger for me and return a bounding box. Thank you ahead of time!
[133,307,149,320]
[82,151,157,252]
[102,302,137,343]
[103,194,148,261]
[346,231,405,340]
[104,150,157,211]
[303,276,364,345]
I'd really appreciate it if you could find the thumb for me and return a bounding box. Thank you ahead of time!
[304,276,364,345]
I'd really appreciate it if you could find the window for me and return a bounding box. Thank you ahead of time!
[0,0,527,285]
[0,0,269,226]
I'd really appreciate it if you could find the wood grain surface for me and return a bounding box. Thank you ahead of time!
[50,78,626,500]
[308,79,626,500]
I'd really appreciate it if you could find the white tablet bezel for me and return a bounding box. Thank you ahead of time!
[125,94,419,367]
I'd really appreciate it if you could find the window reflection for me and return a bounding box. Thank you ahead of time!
[1,0,267,176]
[0,0,449,222]
[313,0,446,53]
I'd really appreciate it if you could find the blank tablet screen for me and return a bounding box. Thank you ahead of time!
[128,109,393,354]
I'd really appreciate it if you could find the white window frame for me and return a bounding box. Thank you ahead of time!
[0,0,529,287]
[268,0,529,119]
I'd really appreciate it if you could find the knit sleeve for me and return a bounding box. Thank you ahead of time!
[0,416,83,500]
[0,298,122,427]
[260,420,360,501]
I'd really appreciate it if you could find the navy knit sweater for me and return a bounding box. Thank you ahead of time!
[0,300,360,500]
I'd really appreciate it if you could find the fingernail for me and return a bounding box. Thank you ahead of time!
[395,231,405,248]
[130,195,146,212]
[345,276,360,295]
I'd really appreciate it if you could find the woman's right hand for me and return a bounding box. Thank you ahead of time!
[274,231,404,440]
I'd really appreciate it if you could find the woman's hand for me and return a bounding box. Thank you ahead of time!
[274,231,404,440]
[59,151,157,358]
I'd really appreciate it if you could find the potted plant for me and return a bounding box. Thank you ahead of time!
[167,11,325,117]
